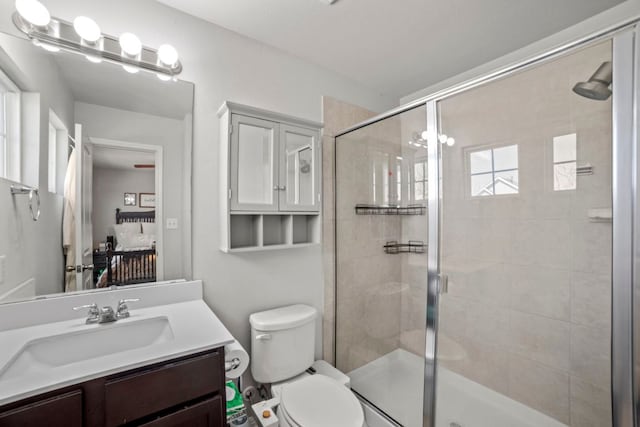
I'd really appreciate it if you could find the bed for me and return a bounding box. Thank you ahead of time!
[96,208,157,287]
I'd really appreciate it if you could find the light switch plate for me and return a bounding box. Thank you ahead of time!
[166,218,178,229]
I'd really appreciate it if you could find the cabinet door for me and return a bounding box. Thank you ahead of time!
[138,396,224,427]
[231,114,279,211]
[279,124,319,212]
[104,351,223,426]
[0,390,82,427]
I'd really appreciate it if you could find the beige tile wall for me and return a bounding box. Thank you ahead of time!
[436,41,612,426]
[321,96,376,364]
[331,104,430,373]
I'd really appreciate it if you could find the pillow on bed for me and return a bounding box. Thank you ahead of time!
[141,222,156,236]
[113,223,142,248]
[119,233,154,250]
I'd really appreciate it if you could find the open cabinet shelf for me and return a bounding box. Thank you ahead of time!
[224,213,320,252]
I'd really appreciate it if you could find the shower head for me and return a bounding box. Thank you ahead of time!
[572,61,612,101]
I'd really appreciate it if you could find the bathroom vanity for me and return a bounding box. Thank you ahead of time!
[0,348,225,426]
[0,281,234,427]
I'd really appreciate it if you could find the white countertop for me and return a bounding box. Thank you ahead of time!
[0,280,235,406]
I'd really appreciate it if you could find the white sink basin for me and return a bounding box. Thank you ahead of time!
[0,316,174,381]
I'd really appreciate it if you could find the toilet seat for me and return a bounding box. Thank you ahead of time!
[280,375,364,427]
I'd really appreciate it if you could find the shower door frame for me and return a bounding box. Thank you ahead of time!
[333,19,640,427]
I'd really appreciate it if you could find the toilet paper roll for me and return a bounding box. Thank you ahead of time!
[225,340,250,379]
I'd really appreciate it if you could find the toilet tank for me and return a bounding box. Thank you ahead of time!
[250,304,317,384]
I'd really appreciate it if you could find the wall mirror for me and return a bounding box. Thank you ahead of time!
[0,30,194,304]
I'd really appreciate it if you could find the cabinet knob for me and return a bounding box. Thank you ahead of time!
[273,186,279,191]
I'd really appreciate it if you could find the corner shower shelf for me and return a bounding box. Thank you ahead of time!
[383,241,426,254]
[355,204,426,216]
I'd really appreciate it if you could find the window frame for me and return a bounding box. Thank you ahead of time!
[0,67,21,183]
[412,157,428,202]
[552,133,577,192]
[466,143,520,198]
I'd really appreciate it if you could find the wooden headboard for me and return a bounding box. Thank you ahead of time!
[115,208,155,224]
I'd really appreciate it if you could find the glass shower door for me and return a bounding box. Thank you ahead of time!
[433,40,613,427]
[335,105,429,427]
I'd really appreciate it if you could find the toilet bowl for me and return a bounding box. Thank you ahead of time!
[277,375,365,427]
[249,305,366,427]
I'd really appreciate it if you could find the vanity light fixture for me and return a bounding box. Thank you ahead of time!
[73,16,101,43]
[158,44,179,67]
[33,40,60,52]
[86,55,102,63]
[15,0,50,27]
[408,131,454,148]
[119,32,142,57]
[12,2,183,80]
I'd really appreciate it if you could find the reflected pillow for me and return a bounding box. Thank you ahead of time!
[119,233,154,250]
[141,222,156,236]
[113,222,142,248]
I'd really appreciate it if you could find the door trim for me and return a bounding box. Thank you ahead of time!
[89,137,164,282]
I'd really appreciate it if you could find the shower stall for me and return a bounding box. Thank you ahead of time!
[333,24,639,427]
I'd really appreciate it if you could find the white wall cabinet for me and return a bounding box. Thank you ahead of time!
[218,102,322,252]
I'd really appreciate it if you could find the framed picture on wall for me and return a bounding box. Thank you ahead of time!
[124,192,136,206]
[140,193,156,208]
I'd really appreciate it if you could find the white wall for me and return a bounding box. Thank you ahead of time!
[0,0,397,363]
[400,0,640,104]
[0,32,74,298]
[92,167,155,246]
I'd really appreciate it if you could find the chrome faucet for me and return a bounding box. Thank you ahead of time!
[73,298,140,324]
[116,298,140,319]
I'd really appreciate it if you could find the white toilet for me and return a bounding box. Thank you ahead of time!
[249,304,366,427]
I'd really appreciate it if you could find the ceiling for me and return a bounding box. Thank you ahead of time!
[157,0,624,99]
[92,145,155,170]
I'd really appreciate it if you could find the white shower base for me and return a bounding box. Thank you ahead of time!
[349,349,567,427]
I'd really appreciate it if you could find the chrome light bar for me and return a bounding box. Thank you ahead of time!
[12,12,183,79]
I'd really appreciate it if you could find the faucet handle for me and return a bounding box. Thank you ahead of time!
[73,303,99,323]
[116,298,140,318]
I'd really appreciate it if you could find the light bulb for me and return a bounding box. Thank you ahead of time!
[158,44,178,67]
[123,65,139,74]
[40,43,60,52]
[421,131,429,140]
[15,0,50,27]
[157,73,171,82]
[119,32,141,56]
[446,137,455,146]
[438,134,448,144]
[85,54,102,64]
[74,16,101,43]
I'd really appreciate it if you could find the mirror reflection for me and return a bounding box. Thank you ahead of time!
[0,31,193,303]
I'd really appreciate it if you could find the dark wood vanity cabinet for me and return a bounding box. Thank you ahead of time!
[0,348,226,427]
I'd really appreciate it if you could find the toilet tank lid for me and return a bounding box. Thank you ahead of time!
[250,304,317,331]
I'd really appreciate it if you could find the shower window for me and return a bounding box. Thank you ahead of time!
[553,133,577,191]
[468,144,519,196]
[395,157,402,203]
[413,159,427,201]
